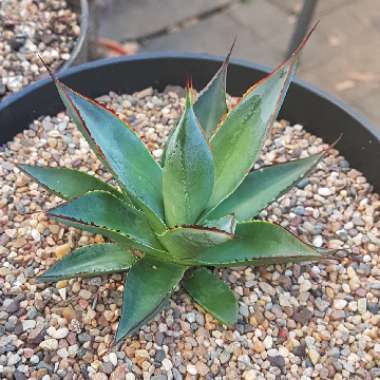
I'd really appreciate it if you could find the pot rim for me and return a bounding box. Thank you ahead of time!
[1,51,379,142]
[59,0,90,71]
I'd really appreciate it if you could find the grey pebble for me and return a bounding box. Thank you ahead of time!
[172,368,183,380]
[78,332,92,343]
[100,361,113,374]
[268,355,286,368]
[14,371,27,380]
[6,300,20,313]
[154,349,166,364]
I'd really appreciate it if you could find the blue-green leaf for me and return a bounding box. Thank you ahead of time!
[193,42,234,137]
[205,153,323,221]
[183,268,237,325]
[38,243,137,282]
[115,257,185,341]
[181,221,329,266]
[47,190,165,255]
[55,81,165,228]
[19,164,121,200]
[158,225,233,260]
[163,91,214,226]
[203,214,236,234]
[207,30,313,210]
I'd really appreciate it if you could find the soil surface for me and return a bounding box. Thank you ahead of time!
[0,0,80,100]
[0,87,379,379]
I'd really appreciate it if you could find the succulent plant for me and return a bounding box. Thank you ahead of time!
[20,27,331,342]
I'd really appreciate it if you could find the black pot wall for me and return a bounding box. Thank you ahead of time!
[0,53,379,190]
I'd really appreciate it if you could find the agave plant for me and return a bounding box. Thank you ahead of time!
[19,27,330,342]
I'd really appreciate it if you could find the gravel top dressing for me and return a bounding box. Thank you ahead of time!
[0,87,379,380]
[0,0,80,100]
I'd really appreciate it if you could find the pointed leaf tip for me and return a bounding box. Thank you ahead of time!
[187,221,328,267]
[38,243,136,282]
[38,53,57,81]
[54,81,165,227]
[206,25,314,212]
[46,190,164,255]
[204,152,324,222]
[115,258,185,342]
[183,268,237,325]
[18,164,121,201]
[192,41,234,138]
[163,92,214,226]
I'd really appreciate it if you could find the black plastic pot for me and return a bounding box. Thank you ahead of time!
[60,0,90,70]
[1,53,379,191]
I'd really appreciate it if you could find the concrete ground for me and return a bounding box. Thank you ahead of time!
[98,0,380,131]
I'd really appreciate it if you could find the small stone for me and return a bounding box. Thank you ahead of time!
[243,369,256,380]
[186,312,196,323]
[318,187,331,196]
[330,309,345,320]
[94,374,108,380]
[162,358,173,371]
[14,372,26,380]
[47,326,69,339]
[7,353,21,365]
[220,350,230,364]
[39,338,58,351]
[195,362,209,376]
[357,298,367,314]
[78,289,92,300]
[154,349,165,364]
[57,347,69,358]
[56,280,68,288]
[28,326,45,344]
[62,307,76,322]
[313,235,324,248]
[109,352,118,366]
[22,320,36,331]
[78,332,91,343]
[68,344,79,357]
[101,361,114,375]
[368,302,380,314]
[259,282,275,296]
[55,243,71,259]
[187,364,197,375]
[308,348,320,365]
[30,355,40,364]
[58,288,67,300]
[268,355,285,368]
[333,299,347,310]
[110,365,127,380]
[6,300,19,313]
[263,335,273,349]
[300,280,312,293]
[294,308,313,324]
[293,344,306,358]
[253,340,265,353]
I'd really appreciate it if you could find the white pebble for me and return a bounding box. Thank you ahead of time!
[47,326,69,339]
[263,335,273,349]
[300,280,312,293]
[334,299,347,310]
[318,187,331,196]
[162,358,173,371]
[312,235,324,248]
[39,339,58,351]
[22,320,36,331]
[358,298,367,314]
[108,352,118,366]
[187,364,197,375]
